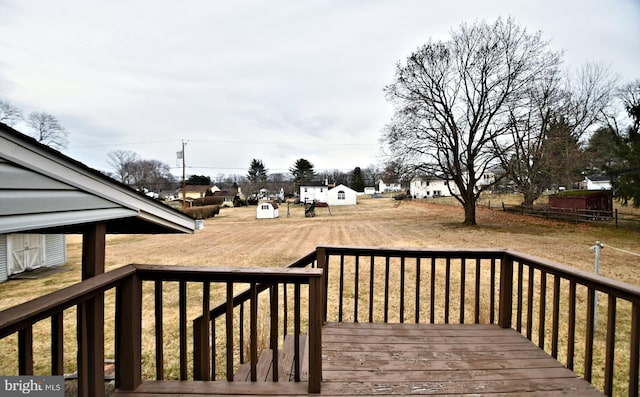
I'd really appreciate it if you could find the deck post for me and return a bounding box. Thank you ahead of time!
[316,247,328,323]
[115,272,142,392]
[78,223,106,397]
[308,275,322,393]
[498,252,514,329]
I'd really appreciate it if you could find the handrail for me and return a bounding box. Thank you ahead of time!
[0,265,135,338]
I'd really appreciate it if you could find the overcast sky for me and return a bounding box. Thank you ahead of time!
[1,0,639,180]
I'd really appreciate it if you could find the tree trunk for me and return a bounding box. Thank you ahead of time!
[463,200,477,225]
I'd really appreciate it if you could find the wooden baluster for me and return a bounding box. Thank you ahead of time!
[460,257,466,324]
[308,276,322,393]
[430,257,436,324]
[474,258,480,324]
[250,282,258,382]
[18,325,33,375]
[338,255,344,322]
[294,283,301,382]
[629,302,639,397]
[567,281,576,370]
[354,255,359,323]
[415,257,421,323]
[51,313,64,375]
[384,257,390,323]
[490,258,496,324]
[516,261,523,332]
[270,283,279,381]
[179,280,187,380]
[526,266,534,339]
[551,275,560,358]
[115,273,142,392]
[445,257,451,324]
[538,271,547,349]
[584,288,595,382]
[400,256,405,323]
[226,282,234,381]
[154,280,164,380]
[604,296,616,396]
[369,256,375,323]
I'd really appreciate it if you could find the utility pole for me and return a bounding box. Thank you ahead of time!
[181,140,187,210]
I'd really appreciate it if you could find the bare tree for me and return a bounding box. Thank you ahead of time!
[383,17,560,224]
[26,112,69,150]
[495,63,614,206]
[107,150,140,184]
[0,100,23,126]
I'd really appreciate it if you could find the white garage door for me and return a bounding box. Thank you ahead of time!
[7,234,44,275]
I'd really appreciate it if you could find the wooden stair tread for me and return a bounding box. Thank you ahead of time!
[235,334,308,383]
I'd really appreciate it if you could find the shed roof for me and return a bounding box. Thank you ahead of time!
[0,123,194,234]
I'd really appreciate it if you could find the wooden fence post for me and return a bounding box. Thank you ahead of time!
[498,253,514,329]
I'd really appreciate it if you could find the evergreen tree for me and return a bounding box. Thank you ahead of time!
[289,158,316,193]
[350,167,365,192]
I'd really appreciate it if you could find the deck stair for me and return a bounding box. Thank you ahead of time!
[234,334,309,382]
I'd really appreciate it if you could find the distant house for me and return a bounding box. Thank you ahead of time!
[256,201,279,219]
[583,175,612,190]
[326,184,357,206]
[410,176,458,199]
[177,185,212,199]
[364,187,376,195]
[378,179,402,193]
[212,188,238,207]
[300,181,329,204]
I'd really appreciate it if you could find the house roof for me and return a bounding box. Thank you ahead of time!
[182,185,212,193]
[585,175,610,182]
[0,123,195,234]
[212,189,237,197]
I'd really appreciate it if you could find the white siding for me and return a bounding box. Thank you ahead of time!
[0,235,6,282]
[44,234,66,266]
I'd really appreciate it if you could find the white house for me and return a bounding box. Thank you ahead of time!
[378,179,402,193]
[410,177,458,199]
[584,175,612,190]
[326,184,357,206]
[300,181,329,204]
[256,201,279,219]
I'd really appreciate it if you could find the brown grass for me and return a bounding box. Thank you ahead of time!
[1,195,639,391]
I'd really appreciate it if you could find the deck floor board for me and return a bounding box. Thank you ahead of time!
[120,323,604,396]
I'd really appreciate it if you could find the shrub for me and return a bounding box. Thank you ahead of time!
[184,205,220,219]
[192,196,224,207]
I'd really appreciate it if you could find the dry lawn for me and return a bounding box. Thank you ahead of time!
[1,195,639,392]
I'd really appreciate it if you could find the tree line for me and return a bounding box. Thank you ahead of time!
[106,149,398,200]
[382,17,639,225]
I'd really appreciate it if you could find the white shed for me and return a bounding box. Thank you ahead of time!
[0,123,195,282]
[326,184,357,206]
[0,234,66,281]
[256,201,279,219]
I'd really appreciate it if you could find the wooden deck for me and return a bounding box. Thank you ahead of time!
[118,322,603,396]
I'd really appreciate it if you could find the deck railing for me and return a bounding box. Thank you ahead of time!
[316,246,640,397]
[0,263,323,396]
[1,247,638,396]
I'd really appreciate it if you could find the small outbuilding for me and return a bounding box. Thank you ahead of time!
[256,201,279,219]
[548,190,613,213]
[326,184,357,206]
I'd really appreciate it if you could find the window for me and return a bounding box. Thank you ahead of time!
[304,188,308,192]
[261,204,269,210]
[320,188,323,192]
[337,190,346,200]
